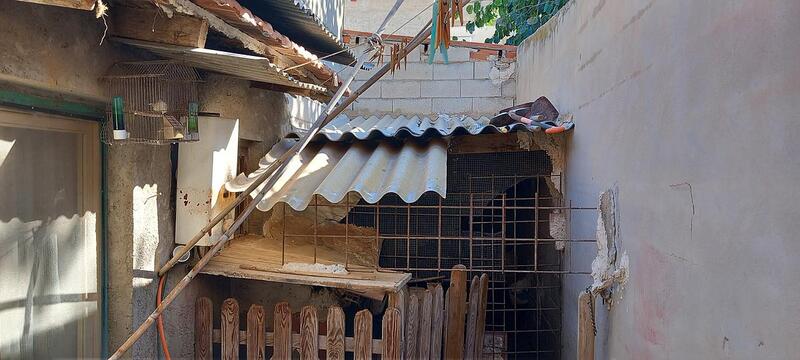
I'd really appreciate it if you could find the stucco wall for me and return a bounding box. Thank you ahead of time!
[516,1,800,359]
[0,2,329,358]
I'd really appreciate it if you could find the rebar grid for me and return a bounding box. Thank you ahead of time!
[275,151,597,359]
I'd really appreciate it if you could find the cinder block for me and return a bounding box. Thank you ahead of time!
[381,80,421,98]
[447,47,473,62]
[393,98,432,115]
[433,62,474,80]
[432,97,473,114]
[352,98,393,114]
[473,61,494,79]
[460,79,501,97]
[501,79,517,97]
[472,97,514,115]
[420,80,461,98]
[350,80,381,98]
[392,62,434,80]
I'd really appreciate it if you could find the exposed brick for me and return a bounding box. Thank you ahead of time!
[472,97,514,115]
[420,80,461,98]
[352,98,393,114]
[393,98,432,114]
[432,97,473,114]
[433,62,473,80]
[460,79,501,97]
[381,80,421,98]
[501,79,517,97]
[350,80,381,98]
[392,62,434,80]
[473,61,494,79]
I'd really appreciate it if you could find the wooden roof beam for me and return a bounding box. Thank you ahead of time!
[156,0,319,86]
[16,0,95,11]
[110,5,209,48]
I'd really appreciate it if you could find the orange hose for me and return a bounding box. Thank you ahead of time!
[157,275,172,360]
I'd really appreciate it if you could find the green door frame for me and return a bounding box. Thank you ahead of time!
[0,87,111,358]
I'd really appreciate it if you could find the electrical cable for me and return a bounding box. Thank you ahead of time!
[156,274,172,360]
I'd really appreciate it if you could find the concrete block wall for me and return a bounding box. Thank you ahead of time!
[340,43,516,117]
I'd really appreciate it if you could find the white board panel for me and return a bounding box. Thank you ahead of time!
[175,116,238,246]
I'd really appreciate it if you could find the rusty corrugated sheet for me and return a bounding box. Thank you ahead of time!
[308,114,535,141]
[183,0,343,89]
[226,138,447,211]
[239,0,356,65]
[116,38,328,92]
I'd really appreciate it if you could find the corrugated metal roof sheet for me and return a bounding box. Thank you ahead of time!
[116,38,328,93]
[226,137,447,211]
[239,0,356,65]
[306,114,536,141]
[169,0,344,90]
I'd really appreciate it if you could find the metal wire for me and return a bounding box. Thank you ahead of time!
[275,150,597,358]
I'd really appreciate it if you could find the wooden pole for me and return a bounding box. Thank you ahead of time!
[157,13,433,280]
[109,13,439,360]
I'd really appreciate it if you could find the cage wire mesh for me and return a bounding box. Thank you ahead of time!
[278,149,596,358]
[102,61,201,144]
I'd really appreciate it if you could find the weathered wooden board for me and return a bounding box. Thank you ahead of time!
[300,306,319,360]
[111,6,209,48]
[202,235,411,297]
[326,307,345,360]
[444,265,467,359]
[578,291,595,360]
[195,297,213,360]
[464,276,480,359]
[429,284,445,359]
[353,310,372,360]
[418,289,433,359]
[387,288,408,358]
[405,295,420,359]
[381,308,402,360]
[221,298,240,360]
[16,0,95,10]
[273,302,292,360]
[247,305,266,360]
[474,274,489,360]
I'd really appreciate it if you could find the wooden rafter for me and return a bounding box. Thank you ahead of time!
[110,6,209,48]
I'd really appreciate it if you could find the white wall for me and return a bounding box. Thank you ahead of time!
[516,1,800,359]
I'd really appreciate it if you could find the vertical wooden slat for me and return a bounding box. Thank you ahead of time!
[381,308,402,360]
[273,302,292,360]
[405,295,420,359]
[247,305,266,360]
[418,290,433,359]
[300,306,319,360]
[444,265,467,359]
[474,274,489,360]
[221,298,240,360]
[195,297,213,360]
[387,288,408,359]
[578,291,596,360]
[429,284,445,359]
[326,306,346,360]
[464,276,480,359]
[354,310,373,360]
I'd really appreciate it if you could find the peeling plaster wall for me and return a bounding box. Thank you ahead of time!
[516,1,800,359]
[0,3,331,358]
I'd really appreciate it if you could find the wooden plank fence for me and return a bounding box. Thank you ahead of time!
[195,265,489,359]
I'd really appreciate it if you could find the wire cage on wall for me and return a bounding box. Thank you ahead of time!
[102,61,202,145]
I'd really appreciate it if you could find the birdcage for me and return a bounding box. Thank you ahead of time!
[102,61,202,144]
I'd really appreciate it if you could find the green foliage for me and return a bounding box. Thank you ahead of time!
[465,0,568,45]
